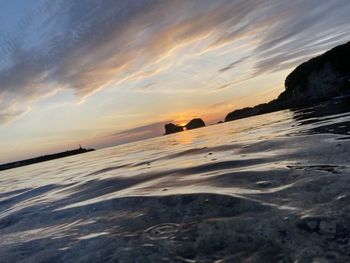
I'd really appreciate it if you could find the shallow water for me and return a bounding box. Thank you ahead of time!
[1,98,350,262]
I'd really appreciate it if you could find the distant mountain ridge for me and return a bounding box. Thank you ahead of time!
[225,41,350,122]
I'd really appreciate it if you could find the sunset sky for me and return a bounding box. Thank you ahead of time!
[1,0,350,163]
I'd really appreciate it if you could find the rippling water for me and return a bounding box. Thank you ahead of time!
[1,98,350,262]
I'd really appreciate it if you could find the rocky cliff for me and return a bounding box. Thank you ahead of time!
[225,41,350,122]
[280,41,350,103]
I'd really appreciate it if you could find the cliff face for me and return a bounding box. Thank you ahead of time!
[280,41,350,103]
[226,41,350,122]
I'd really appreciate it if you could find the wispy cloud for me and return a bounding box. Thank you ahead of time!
[139,82,156,91]
[0,106,31,126]
[210,100,231,109]
[0,0,349,125]
[216,83,232,91]
[218,56,249,73]
[214,75,256,92]
[110,121,169,145]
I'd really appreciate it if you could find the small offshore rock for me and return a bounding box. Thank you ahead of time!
[185,118,206,130]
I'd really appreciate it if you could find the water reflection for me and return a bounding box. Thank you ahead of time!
[292,96,350,137]
[1,98,350,261]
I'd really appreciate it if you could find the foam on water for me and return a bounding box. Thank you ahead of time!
[1,98,350,262]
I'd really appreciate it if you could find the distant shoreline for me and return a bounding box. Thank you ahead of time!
[0,147,95,171]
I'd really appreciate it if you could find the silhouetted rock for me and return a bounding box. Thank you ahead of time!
[281,41,350,103]
[185,118,206,130]
[225,105,264,122]
[164,119,206,135]
[164,123,184,135]
[225,41,350,122]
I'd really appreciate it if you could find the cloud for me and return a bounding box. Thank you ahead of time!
[216,83,232,91]
[0,106,31,125]
[210,100,230,109]
[136,82,156,92]
[251,0,350,74]
[1,0,350,124]
[218,56,249,73]
[214,75,255,92]
[111,121,169,145]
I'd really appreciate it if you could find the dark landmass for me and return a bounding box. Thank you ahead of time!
[164,123,184,135]
[0,147,95,171]
[185,118,206,130]
[225,41,350,122]
[164,118,206,135]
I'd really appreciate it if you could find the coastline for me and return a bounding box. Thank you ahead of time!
[0,147,95,171]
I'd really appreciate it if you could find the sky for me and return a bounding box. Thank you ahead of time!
[1,0,350,163]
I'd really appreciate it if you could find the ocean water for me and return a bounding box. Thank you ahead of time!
[1,98,350,262]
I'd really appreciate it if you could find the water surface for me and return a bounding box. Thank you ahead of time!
[1,98,350,262]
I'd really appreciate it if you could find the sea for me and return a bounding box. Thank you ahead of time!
[1,97,350,262]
